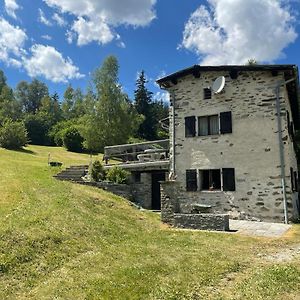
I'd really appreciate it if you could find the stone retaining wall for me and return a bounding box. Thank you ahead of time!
[77,181,132,200]
[174,213,229,231]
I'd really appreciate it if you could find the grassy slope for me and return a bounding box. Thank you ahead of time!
[0,145,300,299]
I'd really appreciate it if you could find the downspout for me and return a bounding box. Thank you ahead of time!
[170,91,176,180]
[275,77,296,224]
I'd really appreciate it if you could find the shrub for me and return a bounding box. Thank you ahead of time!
[24,113,51,145]
[90,160,106,182]
[106,166,129,184]
[0,119,27,149]
[62,126,84,152]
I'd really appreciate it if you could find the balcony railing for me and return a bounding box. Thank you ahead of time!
[104,139,170,163]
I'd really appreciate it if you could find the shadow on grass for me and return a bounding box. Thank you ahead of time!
[11,147,36,155]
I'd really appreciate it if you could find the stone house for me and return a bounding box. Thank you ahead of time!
[156,65,300,224]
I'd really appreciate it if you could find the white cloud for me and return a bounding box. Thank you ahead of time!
[0,17,27,67]
[52,13,66,26]
[41,34,52,40]
[153,91,170,103]
[72,17,114,46]
[4,0,20,19]
[44,0,156,45]
[65,30,75,44]
[38,8,52,26]
[23,44,84,83]
[181,0,297,65]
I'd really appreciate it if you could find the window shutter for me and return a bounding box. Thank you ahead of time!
[185,116,196,137]
[220,111,232,134]
[287,111,290,134]
[222,168,235,191]
[294,171,298,192]
[186,169,197,191]
[291,167,295,191]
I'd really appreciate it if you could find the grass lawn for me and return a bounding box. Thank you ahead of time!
[0,145,300,299]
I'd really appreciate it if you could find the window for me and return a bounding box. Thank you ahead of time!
[203,88,212,99]
[186,169,197,191]
[200,169,221,190]
[192,168,236,192]
[185,116,196,137]
[198,115,219,136]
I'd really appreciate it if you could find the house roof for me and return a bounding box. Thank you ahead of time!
[156,64,300,129]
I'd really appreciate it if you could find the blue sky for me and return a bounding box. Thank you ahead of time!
[0,0,300,101]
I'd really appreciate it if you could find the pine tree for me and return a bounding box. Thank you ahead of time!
[134,71,156,140]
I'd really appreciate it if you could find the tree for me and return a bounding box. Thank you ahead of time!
[0,119,27,149]
[83,56,140,152]
[134,71,156,140]
[0,85,22,123]
[0,70,7,94]
[152,99,169,139]
[16,79,49,113]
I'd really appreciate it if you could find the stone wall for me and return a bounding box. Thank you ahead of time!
[165,70,299,222]
[174,213,229,231]
[130,173,152,208]
[77,181,132,200]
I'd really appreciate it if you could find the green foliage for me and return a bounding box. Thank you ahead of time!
[106,166,130,184]
[90,160,106,182]
[15,79,49,113]
[62,126,84,152]
[0,84,22,123]
[24,113,52,145]
[134,71,169,141]
[83,56,141,152]
[0,119,27,149]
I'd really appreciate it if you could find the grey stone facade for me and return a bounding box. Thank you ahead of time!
[158,65,300,223]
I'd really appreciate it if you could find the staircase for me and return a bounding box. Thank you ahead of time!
[54,165,89,182]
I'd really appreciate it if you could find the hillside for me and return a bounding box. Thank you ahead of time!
[0,145,300,299]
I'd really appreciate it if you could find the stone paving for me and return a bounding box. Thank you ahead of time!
[229,219,292,237]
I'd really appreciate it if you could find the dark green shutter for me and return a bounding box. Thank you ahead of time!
[222,168,235,191]
[186,169,197,191]
[220,112,232,134]
[185,116,196,137]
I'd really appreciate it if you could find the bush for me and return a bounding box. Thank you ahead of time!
[0,119,27,149]
[24,113,52,145]
[62,126,84,152]
[106,166,129,184]
[90,160,106,182]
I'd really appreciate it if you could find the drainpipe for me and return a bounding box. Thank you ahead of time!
[170,91,176,180]
[275,77,296,224]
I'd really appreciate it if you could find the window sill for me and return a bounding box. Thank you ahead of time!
[200,190,223,193]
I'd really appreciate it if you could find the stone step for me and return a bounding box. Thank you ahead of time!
[54,164,88,182]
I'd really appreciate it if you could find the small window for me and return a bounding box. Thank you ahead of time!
[200,169,221,191]
[185,116,196,137]
[222,168,235,191]
[198,115,219,136]
[204,88,212,99]
[186,169,197,191]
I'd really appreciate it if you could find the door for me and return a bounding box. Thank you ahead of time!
[151,172,166,210]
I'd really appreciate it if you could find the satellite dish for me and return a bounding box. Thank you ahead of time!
[212,76,226,94]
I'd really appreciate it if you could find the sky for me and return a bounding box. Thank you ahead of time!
[0,0,300,102]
